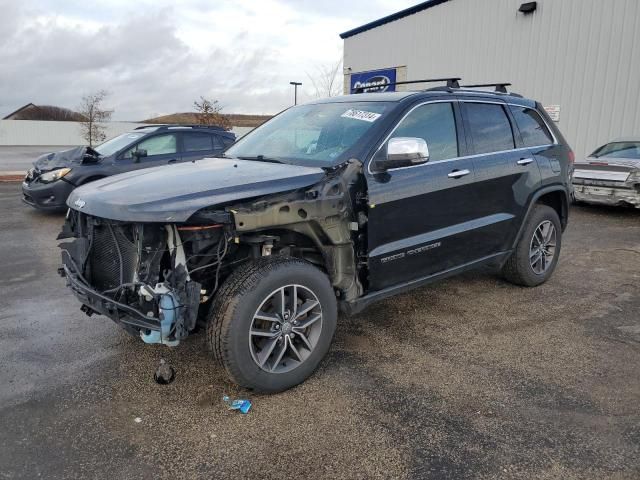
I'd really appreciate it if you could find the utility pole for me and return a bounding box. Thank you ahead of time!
[289,81,302,105]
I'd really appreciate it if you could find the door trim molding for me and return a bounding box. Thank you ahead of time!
[369,212,514,258]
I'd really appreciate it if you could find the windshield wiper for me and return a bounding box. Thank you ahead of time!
[236,155,286,164]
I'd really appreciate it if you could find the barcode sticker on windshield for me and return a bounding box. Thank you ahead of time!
[341,109,381,123]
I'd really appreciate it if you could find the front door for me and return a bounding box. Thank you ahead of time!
[116,133,180,172]
[366,100,478,291]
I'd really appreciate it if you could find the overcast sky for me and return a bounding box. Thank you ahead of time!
[0,0,416,120]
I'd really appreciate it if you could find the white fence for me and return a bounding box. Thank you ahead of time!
[0,120,253,146]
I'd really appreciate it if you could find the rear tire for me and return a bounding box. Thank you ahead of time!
[502,204,562,287]
[206,256,337,393]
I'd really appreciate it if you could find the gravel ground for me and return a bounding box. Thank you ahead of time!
[0,182,638,479]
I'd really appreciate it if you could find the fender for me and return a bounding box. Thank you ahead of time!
[511,185,570,250]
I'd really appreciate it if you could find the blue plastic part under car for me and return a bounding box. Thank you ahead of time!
[140,292,181,347]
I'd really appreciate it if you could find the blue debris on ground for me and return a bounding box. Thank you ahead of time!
[222,395,252,414]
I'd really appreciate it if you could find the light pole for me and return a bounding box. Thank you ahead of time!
[289,81,302,105]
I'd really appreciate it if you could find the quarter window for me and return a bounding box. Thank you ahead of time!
[123,134,177,158]
[510,106,554,147]
[184,133,214,152]
[464,103,515,154]
[212,135,226,149]
[389,102,458,161]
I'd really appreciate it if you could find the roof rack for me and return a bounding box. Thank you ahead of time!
[134,124,227,131]
[459,83,512,93]
[354,77,460,94]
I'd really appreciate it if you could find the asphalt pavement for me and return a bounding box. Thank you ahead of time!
[0,182,639,479]
[0,146,74,174]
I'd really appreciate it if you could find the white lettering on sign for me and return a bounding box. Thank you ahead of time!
[544,105,561,122]
[341,109,381,123]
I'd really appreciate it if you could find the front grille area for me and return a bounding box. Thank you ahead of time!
[88,223,138,292]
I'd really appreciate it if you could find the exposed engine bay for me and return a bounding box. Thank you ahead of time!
[58,160,367,346]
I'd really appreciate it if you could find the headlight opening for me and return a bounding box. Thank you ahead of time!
[39,167,71,183]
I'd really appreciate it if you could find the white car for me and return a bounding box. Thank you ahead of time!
[572,137,640,208]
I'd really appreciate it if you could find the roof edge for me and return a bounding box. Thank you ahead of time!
[340,0,452,39]
[2,103,37,120]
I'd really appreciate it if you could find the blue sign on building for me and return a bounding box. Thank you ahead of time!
[350,68,397,93]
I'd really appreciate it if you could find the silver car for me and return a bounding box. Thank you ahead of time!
[572,137,640,208]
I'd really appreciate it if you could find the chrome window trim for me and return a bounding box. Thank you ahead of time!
[367,100,458,175]
[367,98,559,175]
[505,103,559,146]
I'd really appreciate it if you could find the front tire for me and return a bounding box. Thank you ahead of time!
[502,204,562,287]
[206,256,337,393]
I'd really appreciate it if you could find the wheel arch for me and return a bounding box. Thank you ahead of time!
[512,186,569,249]
[536,189,569,231]
[241,224,361,301]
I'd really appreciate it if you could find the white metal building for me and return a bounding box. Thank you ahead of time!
[340,0,640,159]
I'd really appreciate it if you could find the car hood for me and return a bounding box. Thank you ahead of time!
[33,146,101,171]
[66,158,326,222]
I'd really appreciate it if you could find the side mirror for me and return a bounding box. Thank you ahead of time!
[373,137,429,171]
[132,149,147,162]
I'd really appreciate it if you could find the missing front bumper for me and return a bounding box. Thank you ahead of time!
[62,263,162,332]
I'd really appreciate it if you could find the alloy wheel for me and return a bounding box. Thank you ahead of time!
[529,220,557,274]
[249,285,323,373]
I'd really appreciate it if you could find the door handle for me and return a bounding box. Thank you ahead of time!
[448,169,471,179]
[168,159,177,164]
[517,158,534,166]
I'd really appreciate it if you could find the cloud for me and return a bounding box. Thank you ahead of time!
[0,0,415,120]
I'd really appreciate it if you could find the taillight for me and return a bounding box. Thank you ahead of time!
[568,150,575,165]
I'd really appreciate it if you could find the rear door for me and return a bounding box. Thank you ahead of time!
[508,104,564,187]
[460,101,541,255]
[366,100,479,291]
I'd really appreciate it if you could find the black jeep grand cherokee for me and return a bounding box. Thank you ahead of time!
[59,79,573,392]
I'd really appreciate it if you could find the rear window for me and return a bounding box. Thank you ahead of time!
[592,141,640,159]
[463,103,515,154]
[510,106,554,147]
[184,132,214,152]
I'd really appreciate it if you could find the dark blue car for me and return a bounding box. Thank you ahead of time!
[22,125,235,211]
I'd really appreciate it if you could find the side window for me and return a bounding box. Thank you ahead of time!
[184,132,214,152]
[123,134,177,158]
[389,102,458,161]
[509,106,554,147]
[212,135,225,149]
[464,103,515,154]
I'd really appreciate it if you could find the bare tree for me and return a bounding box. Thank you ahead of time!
[193,96,231,130]
[306,58,343,98]
[78,90,113,146]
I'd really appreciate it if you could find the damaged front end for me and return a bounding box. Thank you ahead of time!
[58,211,231,346]
[58,159,368,345]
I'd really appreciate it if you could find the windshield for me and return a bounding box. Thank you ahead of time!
[592,141,640,159]
[225,102,390,165]
[94,132,145,156]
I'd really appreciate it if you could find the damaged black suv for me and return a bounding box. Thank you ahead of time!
[59,79,573,393]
